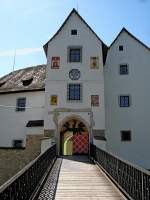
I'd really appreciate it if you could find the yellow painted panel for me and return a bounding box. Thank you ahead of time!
[63,131,73,155]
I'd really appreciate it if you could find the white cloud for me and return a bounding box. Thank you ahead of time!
[0,48,43,57]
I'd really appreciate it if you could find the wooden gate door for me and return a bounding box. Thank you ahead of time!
[60,118,89,155]
[73,133,89,154]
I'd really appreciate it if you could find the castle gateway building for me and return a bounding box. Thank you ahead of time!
[0,9,150,169]
[43,9,106,156]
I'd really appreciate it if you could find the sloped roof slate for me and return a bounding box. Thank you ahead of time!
[0,64,46,94]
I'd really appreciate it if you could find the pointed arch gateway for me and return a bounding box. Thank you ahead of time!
[60,116,89,155]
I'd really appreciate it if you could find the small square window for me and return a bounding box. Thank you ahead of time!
[121,131,131,141]
[71,29,77,35]
[67,84,82,101]
[119,45,123,51]
[120,64,128,75]
[68,47,82,62]
[119,96,130,107]
[16,97,26,111]
[13,140,23,148]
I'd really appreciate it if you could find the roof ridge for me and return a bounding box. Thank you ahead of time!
[43,9,107,56]
[109,27,150,51]
[0,64,46,80]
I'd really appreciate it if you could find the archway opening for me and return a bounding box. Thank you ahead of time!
[60,118,89,156]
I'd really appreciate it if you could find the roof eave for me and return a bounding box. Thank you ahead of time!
[0,88,45,95]
[43,43,48,57]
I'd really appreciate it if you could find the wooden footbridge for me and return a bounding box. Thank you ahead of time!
[0,144,150,200]
[55,157,125,200]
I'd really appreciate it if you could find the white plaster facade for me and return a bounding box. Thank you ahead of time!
[44,10,105,153]
[0,91,45,147]
[105,30,150,169]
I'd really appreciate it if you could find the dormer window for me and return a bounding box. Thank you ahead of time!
[22,78,33,86]
[71,29,77,35]
[0,82,6,87]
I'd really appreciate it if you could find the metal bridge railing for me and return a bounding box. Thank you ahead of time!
[90,144,150,200]
[0,144,56,200]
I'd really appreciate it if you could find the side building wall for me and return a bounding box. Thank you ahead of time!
[104,31,150,169]
[0,91,45,147]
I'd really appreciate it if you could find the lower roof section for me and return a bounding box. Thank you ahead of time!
[0,64,46,94]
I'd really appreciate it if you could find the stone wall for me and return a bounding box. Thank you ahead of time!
[0,134,43,186]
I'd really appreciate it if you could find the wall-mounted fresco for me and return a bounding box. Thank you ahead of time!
[91,95,99,107]
[90,57,99,69]
[50,95,58,105]
[51,57,60,69]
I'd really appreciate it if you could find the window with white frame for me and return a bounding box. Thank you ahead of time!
[67,84,82,101]
[119,95,130,107]
[16,97,26,111]
[68,47,82,62]
[120,64,129,75]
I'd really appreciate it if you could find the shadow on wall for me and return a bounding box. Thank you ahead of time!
[0,134,43,186]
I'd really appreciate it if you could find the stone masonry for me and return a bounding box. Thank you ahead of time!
[0,134,43,186]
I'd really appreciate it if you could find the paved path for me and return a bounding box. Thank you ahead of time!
[55,157,126,200]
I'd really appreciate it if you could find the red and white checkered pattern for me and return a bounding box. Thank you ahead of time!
[73,133,89,154]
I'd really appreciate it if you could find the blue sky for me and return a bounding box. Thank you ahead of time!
[0,0,150,77]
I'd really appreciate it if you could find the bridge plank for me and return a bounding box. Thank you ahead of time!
[55,158,126,200]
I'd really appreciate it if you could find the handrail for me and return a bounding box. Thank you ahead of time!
[0,144,56,200]
[90,144,150,200]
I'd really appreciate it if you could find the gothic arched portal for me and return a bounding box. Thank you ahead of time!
[60,118,89,155]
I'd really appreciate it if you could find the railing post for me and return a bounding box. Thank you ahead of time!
[117,157,119,183]
[0,145,57,200]
[90,144,150,200]
[142,172,144,200]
